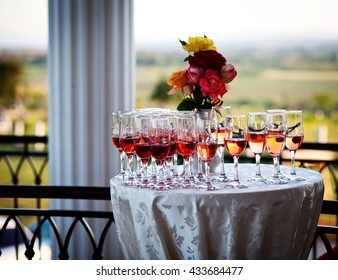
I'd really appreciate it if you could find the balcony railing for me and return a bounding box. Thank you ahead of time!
[0,135,337,259]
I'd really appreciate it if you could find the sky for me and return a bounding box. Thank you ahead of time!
[0,0,338,50]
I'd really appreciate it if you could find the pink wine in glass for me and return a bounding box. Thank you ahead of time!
[247,132,266,154]
[285,135,303,151]
[225,139,247,156]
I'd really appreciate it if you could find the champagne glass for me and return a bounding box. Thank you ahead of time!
[211,105,231,182]
[247,112,267,182]
[148,115,172,190]
[176,112,197,188]
[286,110,305,181]
[266,109,289,181]
[265,111,288,184]
[224,114,248,188]
[119,112,139,186]
[111,111,126,180]
[134,115,152,188]
[163,113,179,186]
[196,111,219,190]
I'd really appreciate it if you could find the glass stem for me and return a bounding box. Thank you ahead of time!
[142,161,148,182]
[151,158,157,180]
[255,154,262,176]
[219,146,225,176]
[273,156,279,178]
[173,154,178,178]
[157,160,164,184]
[277,155,281,172]
[204,161,210,183]
[233,156,239,182]
[290,150,296,175]
[183,157,190,182]
[119,150,125,175]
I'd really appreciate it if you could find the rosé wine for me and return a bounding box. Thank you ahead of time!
[248,132,266,154]
[225,139,247,156]
[197,142,218,162]
[285,135,303,151]
[176,141,196,157]
[266,135,285,156]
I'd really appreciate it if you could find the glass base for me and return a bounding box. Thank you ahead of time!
[265,176,289,185]
[247,175,266,182]
[212,173,230,183]
[288,174,305,181]
[196,181,221,191]
[148,182,172,190]
[226,180,248,189]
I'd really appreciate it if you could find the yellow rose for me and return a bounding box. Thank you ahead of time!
[182,36,216,52]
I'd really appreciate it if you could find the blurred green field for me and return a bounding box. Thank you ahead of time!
[136,65,338,142]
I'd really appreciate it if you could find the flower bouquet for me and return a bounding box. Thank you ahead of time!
[167,35,237,111]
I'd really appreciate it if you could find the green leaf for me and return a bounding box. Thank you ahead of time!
[179,39,187,46]
[200,102,212,110]
[177,98,197,111]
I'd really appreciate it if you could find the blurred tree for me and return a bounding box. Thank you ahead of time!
[0,58,23,110]
[314,92,336,116]
[151,77,172,101]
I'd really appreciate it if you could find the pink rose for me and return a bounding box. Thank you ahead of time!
[199,69,227,100]
[182,83,193,95]
[221,64,237,83]
[186,66,204,84]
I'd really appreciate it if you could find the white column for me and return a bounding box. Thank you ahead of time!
[48,0,134,259]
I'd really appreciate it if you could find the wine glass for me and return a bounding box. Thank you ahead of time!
[175,112,197,188]
[196,111,219,190]
[247,112,267,182]
[285,110,305,181]
[111,111,126,180]
[134,115,152,188]
[224,114,248,188]
[211,105,231,182]
[148,115,172,190]
[119,112,139,186]
[163,113,179,186]
[266,109,289,181]
[265,111,288,185]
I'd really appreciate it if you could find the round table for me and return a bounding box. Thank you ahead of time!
[110,164,324,260]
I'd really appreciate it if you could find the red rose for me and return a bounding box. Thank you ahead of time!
[188,50,226,70]
[199,69,228,100]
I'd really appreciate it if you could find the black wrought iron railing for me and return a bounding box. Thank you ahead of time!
[0,135,48,186]
[0,185,115,260]
[0,135,337,259]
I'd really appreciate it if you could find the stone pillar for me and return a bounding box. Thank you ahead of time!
[48,0,134,259]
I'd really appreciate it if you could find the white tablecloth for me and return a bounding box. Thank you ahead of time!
[110,164,324,260]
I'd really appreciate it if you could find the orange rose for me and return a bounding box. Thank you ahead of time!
[167,69,189,95]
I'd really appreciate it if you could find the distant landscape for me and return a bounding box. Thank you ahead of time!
[136,44,338,143]
[1,44,338,142]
